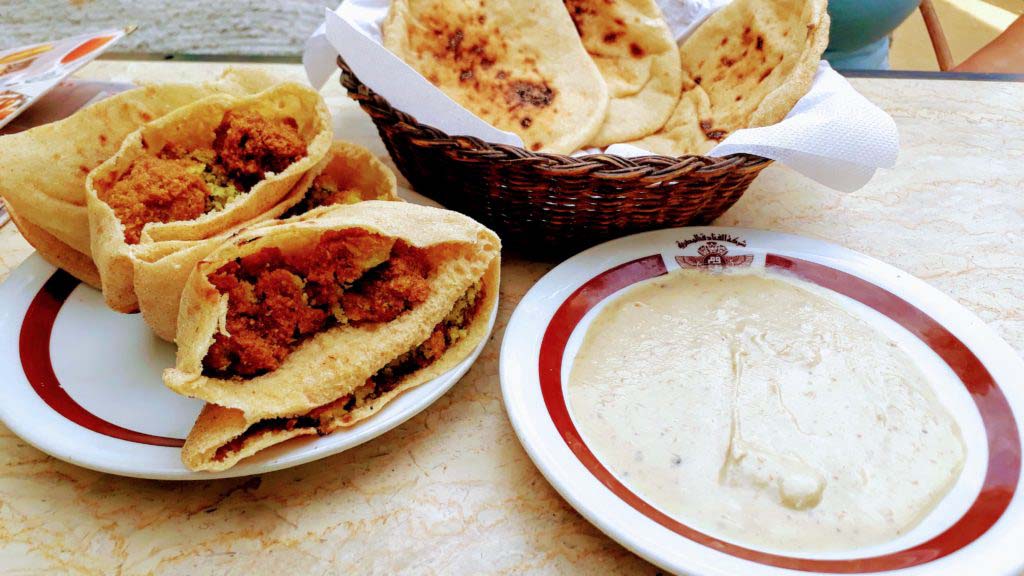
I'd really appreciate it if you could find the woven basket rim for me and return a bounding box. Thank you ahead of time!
[336,56,772,179]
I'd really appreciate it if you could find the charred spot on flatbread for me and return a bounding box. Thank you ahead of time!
[565,0,596,35]
[410,11,559,145]
[699,119,728,142]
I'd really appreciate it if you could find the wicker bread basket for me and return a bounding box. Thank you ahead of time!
[337,57,772,255]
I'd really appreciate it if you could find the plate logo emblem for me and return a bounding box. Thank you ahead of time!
[675,235,753,269]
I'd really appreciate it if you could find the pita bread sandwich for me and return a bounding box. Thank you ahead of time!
[162,201,500,471]
[0,68,278,282]
[132,141,399,342]
[565,0,682,147]
[626,0,829,156]
[85,82,332,312]
[382,0,608,153]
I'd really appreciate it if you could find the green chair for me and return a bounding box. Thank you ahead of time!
[824,0,922,69]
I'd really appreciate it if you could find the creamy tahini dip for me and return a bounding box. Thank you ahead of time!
[568,268,965,552]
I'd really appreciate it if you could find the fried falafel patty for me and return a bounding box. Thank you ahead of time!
[202,229,434,378]
[99,156,209,244]
[211,278,485,463]
[98,109,306,244]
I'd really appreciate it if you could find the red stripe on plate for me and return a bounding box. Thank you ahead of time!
[19,271,185,448]
[539,255,1020,572]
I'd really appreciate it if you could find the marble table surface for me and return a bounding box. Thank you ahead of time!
[1,60,1022,575]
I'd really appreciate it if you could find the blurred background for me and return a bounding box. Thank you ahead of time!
[1,1,331,57]
[0,0,1022,71]
[889,0,1021,68]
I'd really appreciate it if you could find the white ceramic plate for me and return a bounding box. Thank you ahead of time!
[0,254,495,480]
[500,226,1024,576]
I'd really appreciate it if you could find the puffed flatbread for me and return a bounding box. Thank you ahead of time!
[382,0,608,153]
[625,0,829,156]
[162,201,499,471]
[565,0,682,147]
[85,82,332,312]
[132,141,399,342]
[165,200,499,411]
[0,69,278,260]
[183,259,498,471]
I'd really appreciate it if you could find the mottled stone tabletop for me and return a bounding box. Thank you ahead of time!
[1,61,1022,575]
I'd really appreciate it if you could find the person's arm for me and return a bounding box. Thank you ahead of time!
[954,15,1024,73]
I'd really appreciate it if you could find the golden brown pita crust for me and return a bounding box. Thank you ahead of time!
[0,68,279,259]
[181,404,319,472]
[4,201,101,288]
[382,0,608,153]
[625,0,829,156]
[132,141,400,342]
[330,259,499,427]
[566,0,682,147]
[85,82,333,313]
[181,259,500,472]
[164,201,501,419]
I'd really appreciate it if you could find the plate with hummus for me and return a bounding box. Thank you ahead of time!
[500,227,1024,576]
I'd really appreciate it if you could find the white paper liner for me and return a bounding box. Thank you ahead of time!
[305,0,899,192]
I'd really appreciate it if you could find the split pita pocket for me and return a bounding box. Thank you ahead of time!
[85,82,332,312]
[162,201,500,471]
[625,0,830,156]
[132,141,399,342]
[565,0,682,147]
[382,0,608,153]
[0,69,278,264]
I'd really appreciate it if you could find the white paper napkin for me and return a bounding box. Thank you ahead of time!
[304,0,899,192]
[657,0,732,42]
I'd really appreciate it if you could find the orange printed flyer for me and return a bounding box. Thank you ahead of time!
[0,27,131,129]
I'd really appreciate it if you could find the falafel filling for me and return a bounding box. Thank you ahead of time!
[202,229,434,378]
[98,109,306,244]
[211,280,485,462]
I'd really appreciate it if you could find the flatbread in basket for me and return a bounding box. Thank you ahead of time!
[382,0,609,153]
[626,0,830,155]
[565,0,682,147]
[162,201,500,471]
[85,82,332,312]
